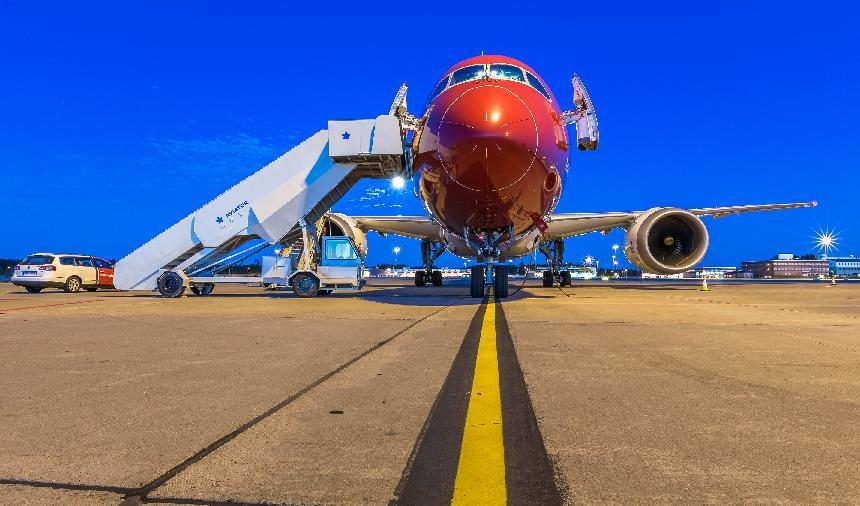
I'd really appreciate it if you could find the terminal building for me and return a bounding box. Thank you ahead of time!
[740,254,829,278]
[827,256,860,277]
[684,266,738,278]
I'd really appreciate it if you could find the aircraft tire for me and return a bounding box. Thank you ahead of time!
[431,270,443,286]
[469,266,484,298]
[494,265,509,298]
[560,271,572,286]
[542,271,553,288]
[415,270,427,287]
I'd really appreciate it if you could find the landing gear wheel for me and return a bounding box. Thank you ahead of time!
[190,283,215,296]
[493,265,509,298]
[157,272,186,298]
[542,271,553,288]
[431,270,443,286]
[292,273,319,298]
[470,266,485,298]
[24,286,43,293]
[415,270,427,287]
[560,271,572,287]
[64,276,82,293]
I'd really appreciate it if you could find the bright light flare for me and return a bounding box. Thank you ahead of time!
[393,246,401,254]
[391,176,405,189]
[584,255,594,265]
[813,228,839,257]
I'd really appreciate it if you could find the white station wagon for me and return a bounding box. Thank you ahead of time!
[11,253,115,293]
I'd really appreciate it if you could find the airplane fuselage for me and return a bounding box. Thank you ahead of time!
[413,55,569,259]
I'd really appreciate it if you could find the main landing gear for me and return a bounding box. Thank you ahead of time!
[539,239,572,287]
[415,270,443,287]
[415,240,444,287]
[469,264,509,298]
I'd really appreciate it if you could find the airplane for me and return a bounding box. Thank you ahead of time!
[341,54,816,298]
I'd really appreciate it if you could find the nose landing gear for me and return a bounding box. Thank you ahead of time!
[469,266,485,298]
[469,264,509,298]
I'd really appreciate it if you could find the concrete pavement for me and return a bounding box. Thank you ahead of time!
[0,279,857,504]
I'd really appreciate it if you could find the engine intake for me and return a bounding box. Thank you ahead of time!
[623,208,709,275]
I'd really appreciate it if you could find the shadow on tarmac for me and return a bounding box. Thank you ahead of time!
[86,278,848,305]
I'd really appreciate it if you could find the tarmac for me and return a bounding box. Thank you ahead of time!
[0,278,857,505]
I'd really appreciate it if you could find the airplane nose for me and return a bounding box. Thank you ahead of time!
[436,84,539,191]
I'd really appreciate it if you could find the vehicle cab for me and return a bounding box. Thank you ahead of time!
[287,235,365,297]
[318,236,363,285]
[12,253,115,293]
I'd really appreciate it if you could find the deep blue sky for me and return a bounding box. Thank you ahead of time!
[2,1,857,267]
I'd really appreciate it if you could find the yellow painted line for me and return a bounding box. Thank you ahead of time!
[452,293,506,505]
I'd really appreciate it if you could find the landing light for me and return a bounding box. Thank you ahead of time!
[391,176,405,189]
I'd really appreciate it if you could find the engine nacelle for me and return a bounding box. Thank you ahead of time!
[322,213,367,259]
[623,208,709,275]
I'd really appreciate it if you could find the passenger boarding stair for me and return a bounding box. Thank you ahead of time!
[114,115,408,291]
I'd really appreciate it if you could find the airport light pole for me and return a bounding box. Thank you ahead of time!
[584,255,594,277]
[612,244,619,277]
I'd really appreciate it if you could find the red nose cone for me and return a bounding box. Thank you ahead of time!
[436,84,538,191]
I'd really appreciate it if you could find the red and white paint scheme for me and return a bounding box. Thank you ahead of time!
[351,55,815,295]
[414,56,569,242]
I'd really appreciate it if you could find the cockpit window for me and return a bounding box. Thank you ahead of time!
[429,76,449,100]
[488,64,525,82]
[427,63,552,105]
[451,65,487,85]
[526,72,551,101]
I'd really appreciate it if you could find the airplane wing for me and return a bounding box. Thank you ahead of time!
[545,201,817,241]
[353,216,444,242]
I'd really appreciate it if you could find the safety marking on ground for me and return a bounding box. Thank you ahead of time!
[452,294,506,504]
[394,294,563,505]
[0,299,103,313]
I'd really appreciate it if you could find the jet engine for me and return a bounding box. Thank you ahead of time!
[322,213,368,259]
[623,208,709,275]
